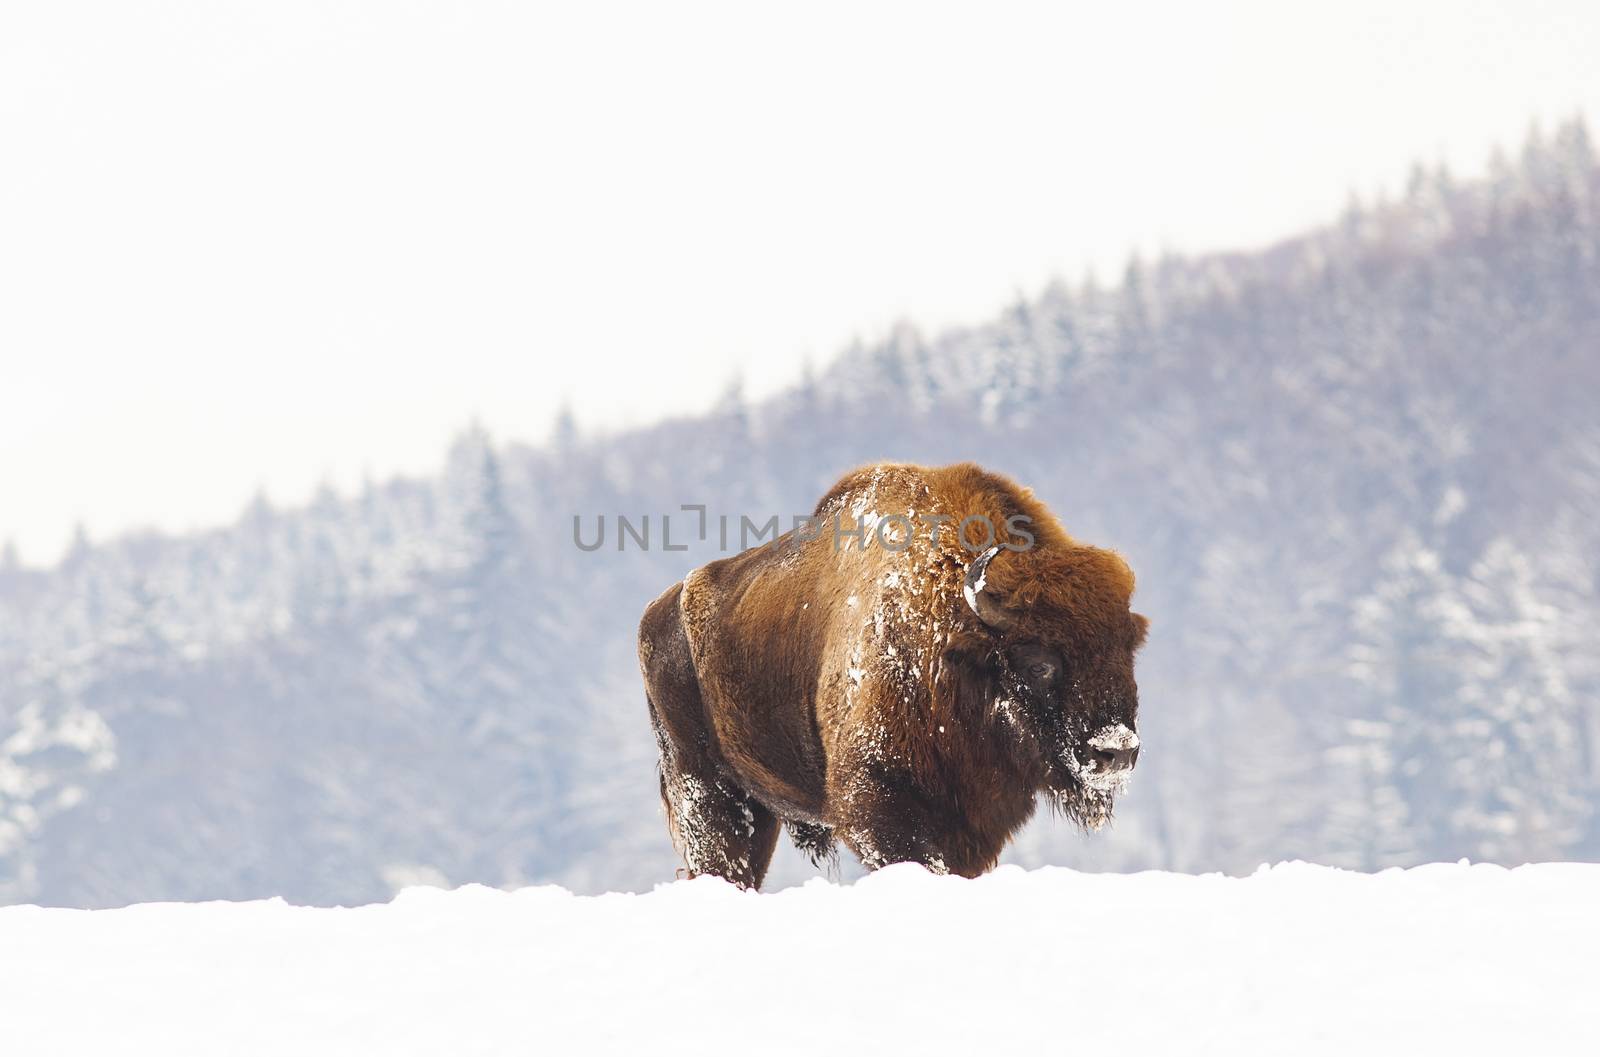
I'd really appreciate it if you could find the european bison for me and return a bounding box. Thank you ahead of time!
[638,462,1147,887]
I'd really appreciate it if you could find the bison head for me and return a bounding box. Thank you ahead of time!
[961,544,1148,829]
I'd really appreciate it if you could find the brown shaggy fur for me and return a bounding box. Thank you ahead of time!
[638,462,1146,888]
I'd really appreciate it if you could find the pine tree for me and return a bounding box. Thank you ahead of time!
[550,402,579,452]
[1347,531,1593,864]
[60,524,92,574]
[1341,532,1457,865]
[1440,539,1590,861]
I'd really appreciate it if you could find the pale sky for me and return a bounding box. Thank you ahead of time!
[3,1,1598,566]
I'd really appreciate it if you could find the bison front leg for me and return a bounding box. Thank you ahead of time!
[659,760,781,890]
[834,775,956,877]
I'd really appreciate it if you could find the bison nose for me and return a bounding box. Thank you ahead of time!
[1087,725,1140,773]
[1091,744,1137,772]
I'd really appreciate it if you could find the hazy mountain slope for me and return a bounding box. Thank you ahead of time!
[3,121,1597,905]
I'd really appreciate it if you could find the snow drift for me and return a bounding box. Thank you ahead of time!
[2,862,1596,1056]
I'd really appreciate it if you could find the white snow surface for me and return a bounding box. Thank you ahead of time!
[2,862,1597,1056]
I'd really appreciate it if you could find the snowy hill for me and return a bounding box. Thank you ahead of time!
[3,862,1596,1056]
[2,120,1599,906]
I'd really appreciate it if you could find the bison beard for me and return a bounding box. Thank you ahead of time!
[638,462,1148,888]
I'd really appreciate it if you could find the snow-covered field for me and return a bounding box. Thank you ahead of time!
[2,862,1596,1056]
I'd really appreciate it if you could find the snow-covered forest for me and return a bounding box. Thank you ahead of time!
[3,121,1598,907]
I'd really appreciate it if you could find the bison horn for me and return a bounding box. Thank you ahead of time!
[963,546,1012,630]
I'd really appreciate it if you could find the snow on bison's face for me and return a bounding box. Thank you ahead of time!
[965,545,1149,829]
[1001,634,1144,827]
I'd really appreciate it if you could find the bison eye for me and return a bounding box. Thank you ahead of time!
[1008,645,1063,685]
